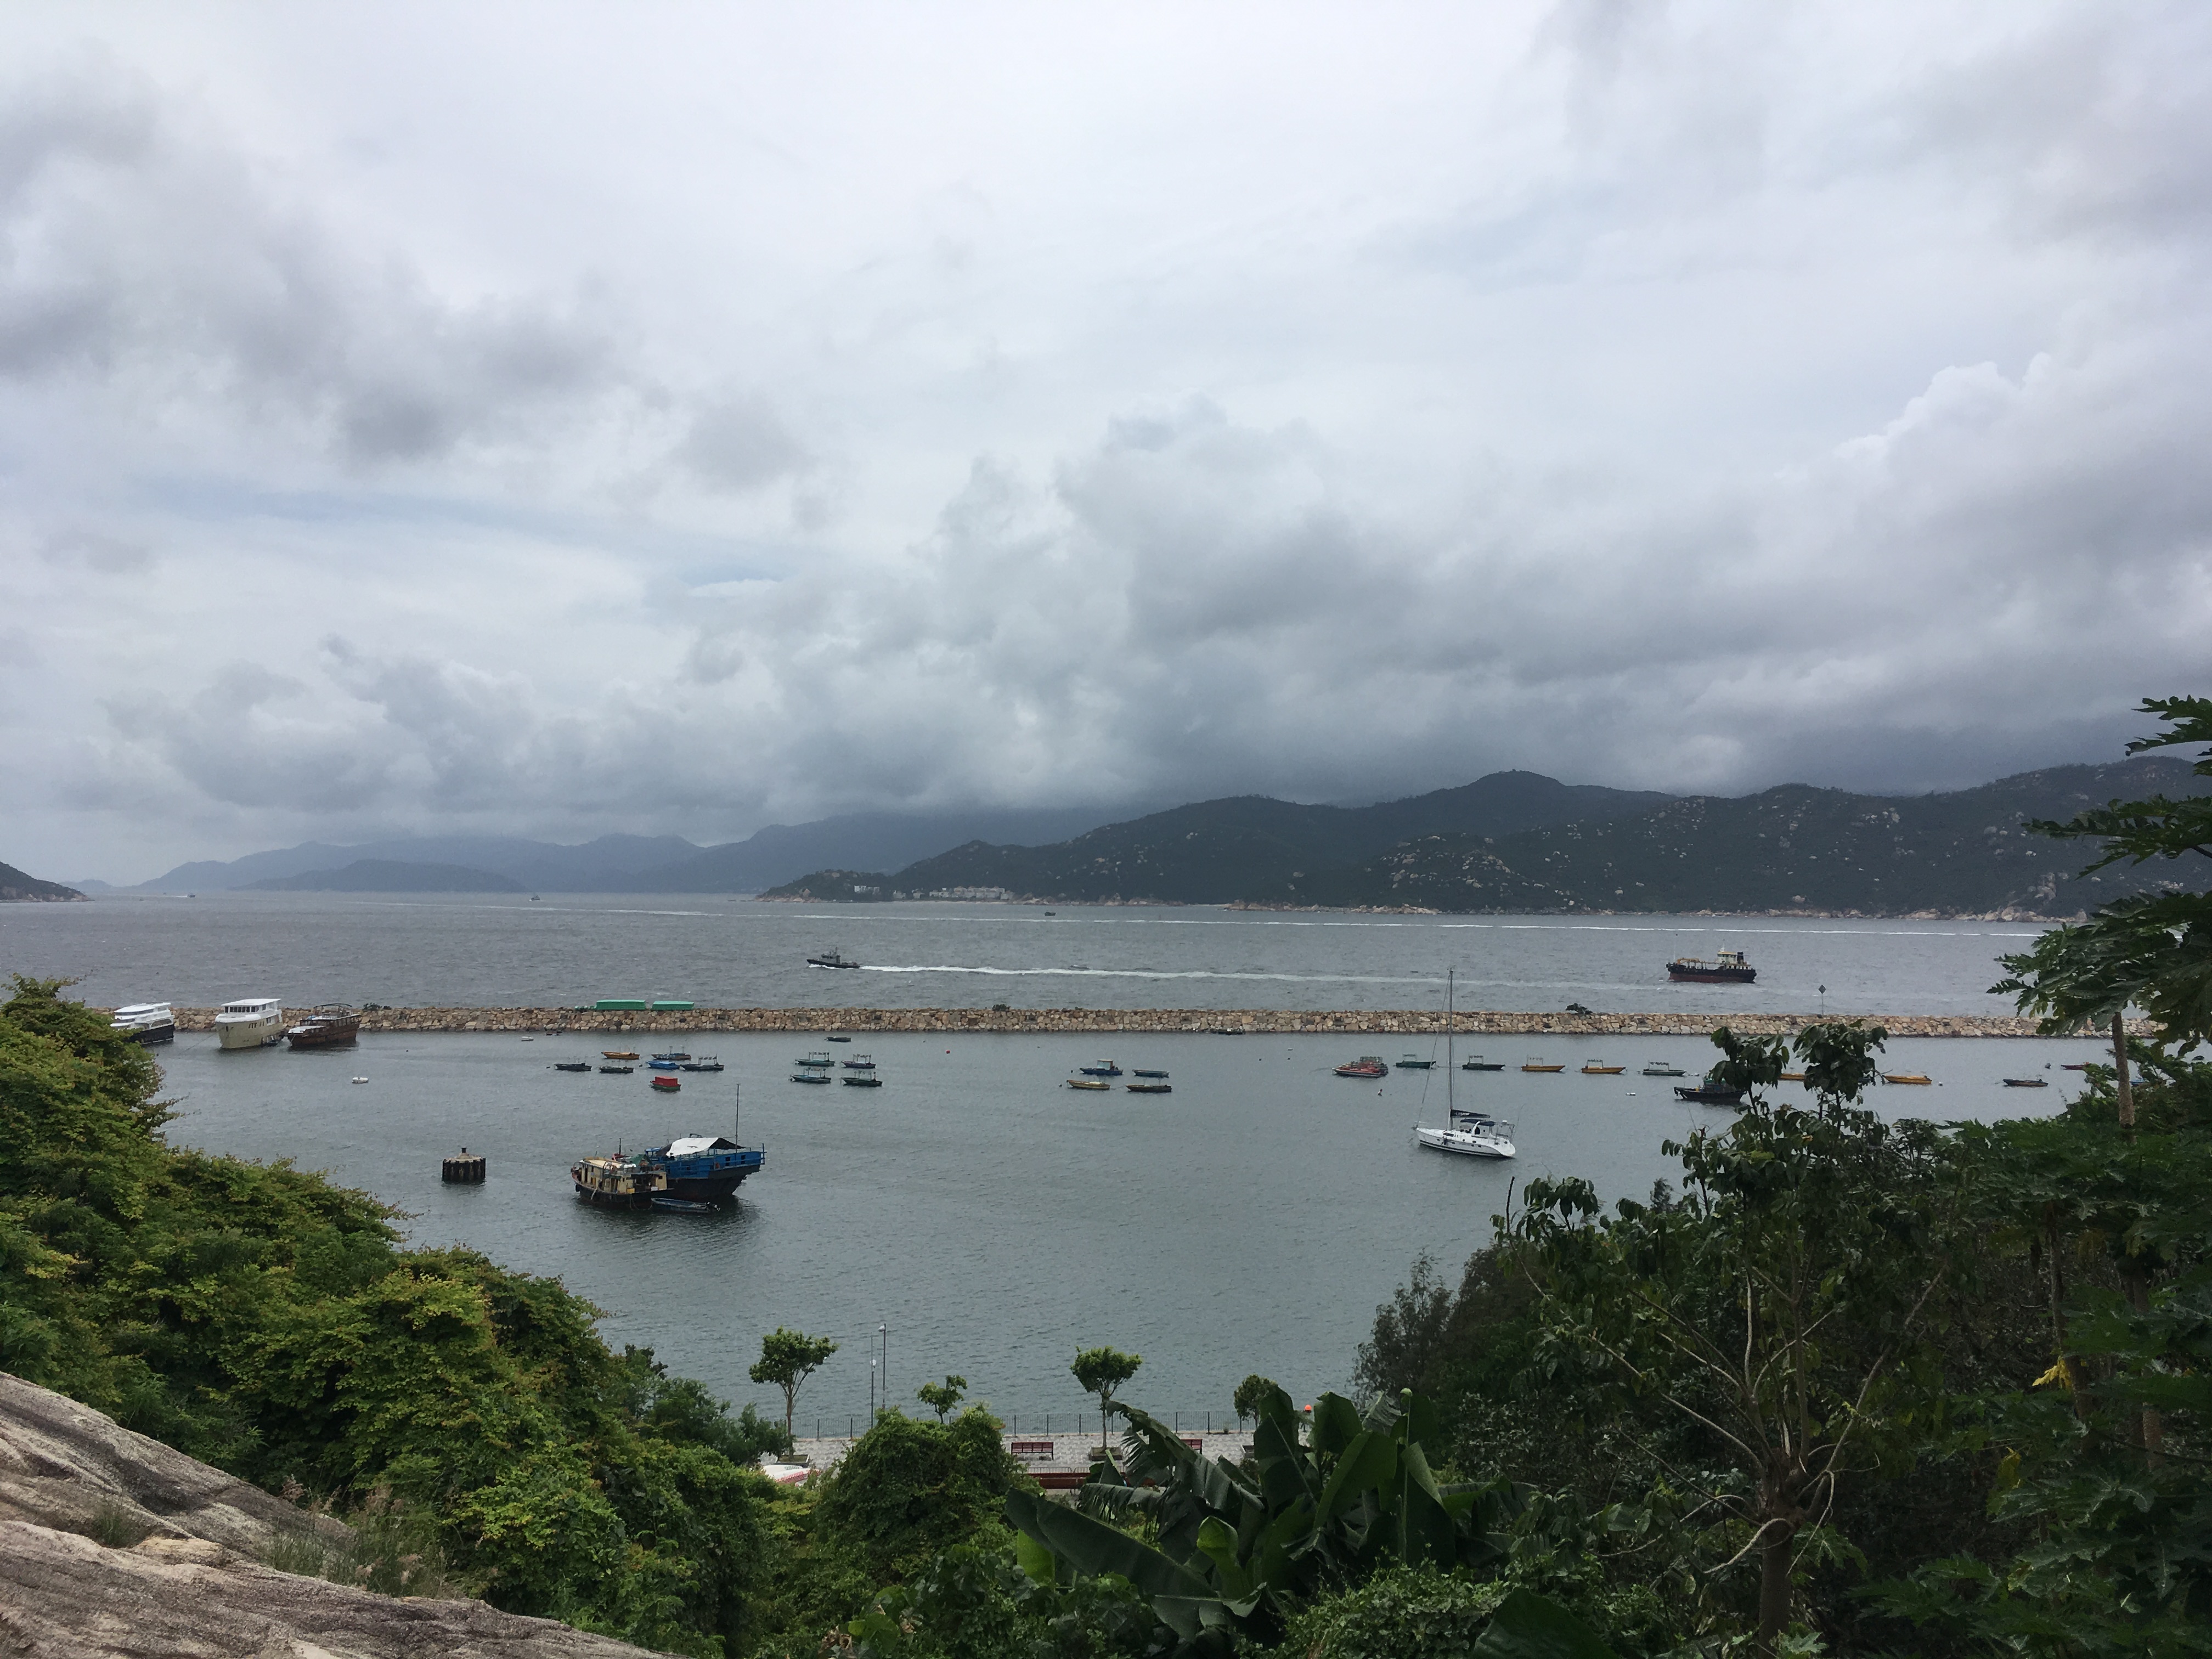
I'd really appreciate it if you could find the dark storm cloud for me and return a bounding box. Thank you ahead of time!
[3,3,2209,880]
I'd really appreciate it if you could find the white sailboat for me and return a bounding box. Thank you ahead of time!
[1415,968,1516,1160]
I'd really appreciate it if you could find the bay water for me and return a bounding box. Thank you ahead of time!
[4,894,2086,1427]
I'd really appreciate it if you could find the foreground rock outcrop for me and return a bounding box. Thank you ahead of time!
[0,1371,657,1657]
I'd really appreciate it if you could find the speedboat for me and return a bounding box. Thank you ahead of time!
[214,998,285,1049]
[1415,1110,1516,1160]
[808,951,861,970]
[1640,1060,1685,1077]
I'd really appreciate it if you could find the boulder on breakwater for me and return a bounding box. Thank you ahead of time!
[160,1005,2125,1038]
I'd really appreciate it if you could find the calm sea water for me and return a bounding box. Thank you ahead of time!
[6,894,2084,1426]
[3,891,2049,1015]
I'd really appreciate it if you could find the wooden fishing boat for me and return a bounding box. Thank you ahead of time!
[1581,1060,1625,1075]
[1521,1058,1565,1073]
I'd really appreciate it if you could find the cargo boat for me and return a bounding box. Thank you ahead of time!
[1666,950,1756,984]
[285,1006,360,1048]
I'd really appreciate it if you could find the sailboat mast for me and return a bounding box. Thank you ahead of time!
[1446,968,1454,1114]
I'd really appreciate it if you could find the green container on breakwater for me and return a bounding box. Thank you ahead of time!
[651,1000,695,1012]
[596,998,649,1011]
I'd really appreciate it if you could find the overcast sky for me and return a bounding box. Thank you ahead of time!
[4,2,2208,881]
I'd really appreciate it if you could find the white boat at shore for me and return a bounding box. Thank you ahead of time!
[109,1002,175,1046]
[214,997,285,1049]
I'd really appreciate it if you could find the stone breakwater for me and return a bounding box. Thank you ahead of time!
[163,1006,2124,1039]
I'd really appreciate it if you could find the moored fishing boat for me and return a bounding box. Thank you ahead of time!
[791,1071,831,1084]
[1666,950,1756,984]
[651,1075,681,1092]
[554,1060,591,1073]
[603,1049,640,1060]
[285,1006,360,1048]
[1581,1060,1625,1075]
[652,1050,691,1063]
[1078,1059,1122,1076]
[572,1154,664,1207]
[1132,1068,1169,1079]
[600,1063,634,1074]
[1066,1076,1110,1091]
[1883,1072,1932,1086]
[1674,1070,1746,1105]
[1126,1081,1172,1093]
[2002,1076,2049,1087]
[1640,1060,1685,1077]
[795,1051,833,1070]
[644,1135,764,1201]
[214,998,285,1049]
[841,1073,883,1087]
[1394,1053,1435,1070]
[681,1057,725,1072]
[1460,1054,1503,1071]
[842,1053,876,1070]
[1335,1056,1387,1079]
[1521,1058,1565,1073]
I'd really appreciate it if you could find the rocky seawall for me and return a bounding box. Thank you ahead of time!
[162,1006,2124,1039]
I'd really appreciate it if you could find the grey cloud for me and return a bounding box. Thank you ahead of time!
[678,392,810,492]
[42,527,151,573]
[0,61,627,468]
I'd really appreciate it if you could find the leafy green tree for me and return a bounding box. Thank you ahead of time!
[813,1406,1026,1584]
[1994,694,2212,1059]
[1231,1372,1275,1428]
[1069,1345,1141,1452]
[752,1325,840,1435]
[915,1374,966,1422]
[1511,1020,1959,1657]
[1007,1383,1615,1655]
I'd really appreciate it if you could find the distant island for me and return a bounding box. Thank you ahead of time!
[0,860,84,902]
[761,759,2210,919]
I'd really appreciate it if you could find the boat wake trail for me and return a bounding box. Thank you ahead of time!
[859,964,1436,986]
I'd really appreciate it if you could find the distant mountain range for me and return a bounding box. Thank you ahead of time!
[762,760,2211,918]
[244,859,527,894]
[0,861,84,902]
[110,805,1149,895]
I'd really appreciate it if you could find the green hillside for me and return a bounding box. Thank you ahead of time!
[1259,759,2210,916]
[0,861,84,902]
[774,771,1667,904]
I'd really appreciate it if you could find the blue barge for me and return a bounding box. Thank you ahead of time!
[571,1135,765,1209]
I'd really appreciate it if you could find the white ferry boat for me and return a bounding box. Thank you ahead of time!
[109,1002,175,1045]
[215,998,286,1049]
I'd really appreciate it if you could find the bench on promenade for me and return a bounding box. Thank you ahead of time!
[1009,1439,1056,1459]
